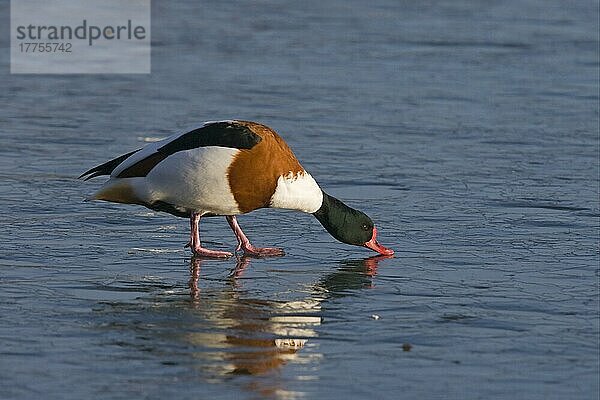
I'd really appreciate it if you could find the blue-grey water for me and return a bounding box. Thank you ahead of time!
[0,1,598,399]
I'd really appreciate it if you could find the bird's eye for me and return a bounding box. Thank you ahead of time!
[362,224,369,231]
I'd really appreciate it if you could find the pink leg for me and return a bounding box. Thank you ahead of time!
[189,212,233,258]
[226,216,285,257]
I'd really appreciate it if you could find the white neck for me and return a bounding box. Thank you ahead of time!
[269,171,323,213]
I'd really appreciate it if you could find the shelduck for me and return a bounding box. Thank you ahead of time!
[80,120,394,258]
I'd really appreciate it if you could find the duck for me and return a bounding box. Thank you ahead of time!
[79,120,394,258]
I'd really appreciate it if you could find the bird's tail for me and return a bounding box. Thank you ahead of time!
[85,180,142,205]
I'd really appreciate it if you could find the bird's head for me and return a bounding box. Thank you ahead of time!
[313,193,394,256]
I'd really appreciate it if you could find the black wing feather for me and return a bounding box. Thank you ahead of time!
[156,121,261,155]
[78,149,140,181]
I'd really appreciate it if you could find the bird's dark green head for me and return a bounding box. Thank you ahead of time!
[313,192,394,256]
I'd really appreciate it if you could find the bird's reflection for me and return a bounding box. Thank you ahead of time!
[185,255,320,387]
[316,254,392,295]
[188,255,253,301]
[105,254,391,399]
[92,253,393,400]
